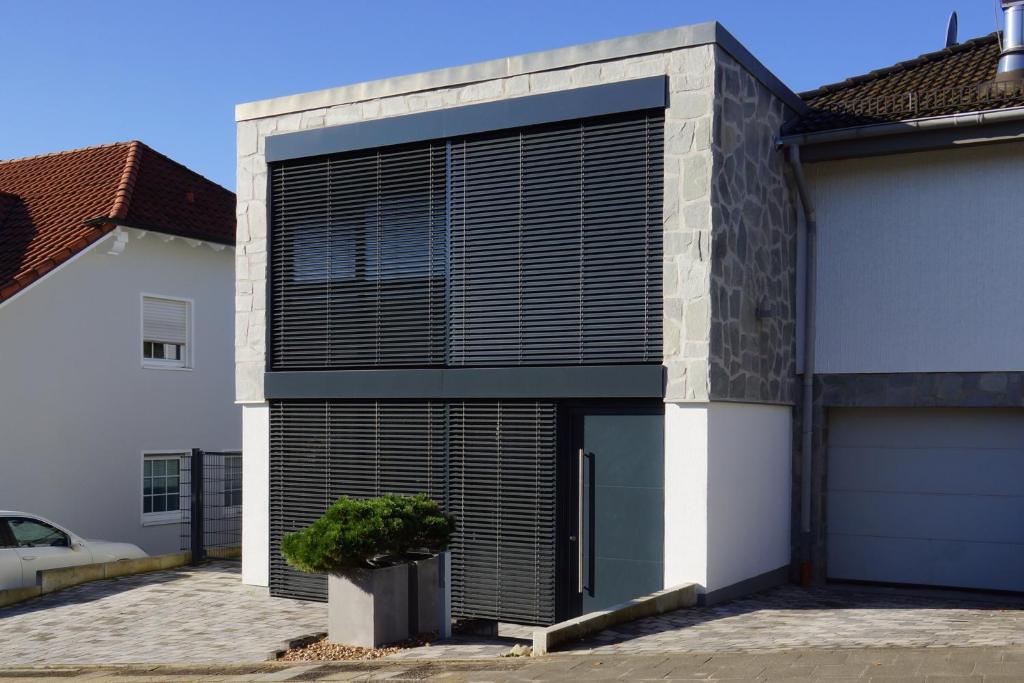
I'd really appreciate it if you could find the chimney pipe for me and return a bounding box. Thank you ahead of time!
[997,0,1024,81]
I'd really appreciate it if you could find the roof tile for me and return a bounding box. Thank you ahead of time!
[0,141,234,302]
[793,34,1024,133]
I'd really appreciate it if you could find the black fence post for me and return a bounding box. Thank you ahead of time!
[190,448,205,565]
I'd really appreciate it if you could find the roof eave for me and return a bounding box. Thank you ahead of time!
[778,104,1024,147]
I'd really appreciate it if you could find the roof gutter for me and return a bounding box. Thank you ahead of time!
[777,104,1024,148]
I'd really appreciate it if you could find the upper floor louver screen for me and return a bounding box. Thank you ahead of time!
[448,111,664,366]
[270,143,447,370]
[269,110,663,370]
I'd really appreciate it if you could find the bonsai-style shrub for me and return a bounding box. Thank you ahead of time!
[280,493,456,574]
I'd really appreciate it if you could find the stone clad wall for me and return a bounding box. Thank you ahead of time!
[235,45,720,403]
[707,49,798,405]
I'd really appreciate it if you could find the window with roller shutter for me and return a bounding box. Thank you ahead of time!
[142,295,191,369]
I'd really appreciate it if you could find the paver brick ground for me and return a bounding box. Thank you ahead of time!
[0,561,325,665]
[4,647,1024,680]
[390,584,1024,660]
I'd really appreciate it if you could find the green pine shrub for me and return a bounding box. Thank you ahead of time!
[280,493,456,574]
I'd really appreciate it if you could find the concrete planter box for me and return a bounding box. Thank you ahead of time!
[327,554,446,648]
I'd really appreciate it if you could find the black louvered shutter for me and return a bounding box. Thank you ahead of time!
[269,400,447,601]
[448,401,558,625]
[270,143,447,370]
[270,399,558,624]
[449,110,663,366]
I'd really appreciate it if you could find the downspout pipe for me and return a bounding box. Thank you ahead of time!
[785,144,817,587]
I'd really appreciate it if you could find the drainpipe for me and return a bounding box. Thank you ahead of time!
[786,144,817,587]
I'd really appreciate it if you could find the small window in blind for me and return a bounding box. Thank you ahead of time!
[142,295,190,369]
[269,143,447,370]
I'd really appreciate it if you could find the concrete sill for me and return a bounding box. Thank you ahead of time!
[532,583,698,655]
[0,551,192,609]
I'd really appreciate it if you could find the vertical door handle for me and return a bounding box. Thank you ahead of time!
[578,447,584,594]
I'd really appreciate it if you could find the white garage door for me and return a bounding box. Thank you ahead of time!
[828,408,1024,592]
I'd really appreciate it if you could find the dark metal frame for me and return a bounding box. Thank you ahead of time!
[265,365,665,400]
[555,399,665,621]
[266,77,667,162]
[181,449,243,565]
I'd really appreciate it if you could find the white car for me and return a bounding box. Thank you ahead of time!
[0,511,148,590]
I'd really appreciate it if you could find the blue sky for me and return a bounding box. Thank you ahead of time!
[3,1,1000,190]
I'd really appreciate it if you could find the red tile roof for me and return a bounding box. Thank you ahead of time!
[0,141,235,302]
[793,34,1024,133]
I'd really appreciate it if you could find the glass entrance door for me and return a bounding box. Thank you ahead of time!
[566,404,665,616]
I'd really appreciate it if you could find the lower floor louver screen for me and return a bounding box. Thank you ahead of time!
[269,399,558,625]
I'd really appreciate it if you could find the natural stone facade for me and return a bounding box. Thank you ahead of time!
[707,49,798,405]
[236,44,721,403]
[235,30,801,406]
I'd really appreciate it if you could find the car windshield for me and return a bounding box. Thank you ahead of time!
[7,518,69,548]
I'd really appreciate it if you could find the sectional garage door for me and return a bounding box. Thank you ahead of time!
[828,408,1024,592]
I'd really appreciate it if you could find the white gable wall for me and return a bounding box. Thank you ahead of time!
[0,231,239,554]
[809,142,1024,374]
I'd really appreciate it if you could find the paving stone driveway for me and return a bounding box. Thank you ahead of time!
[6,648,1024,681]
[568,585,1024,654]
[390,585,1024,660]
[0,561,325,665]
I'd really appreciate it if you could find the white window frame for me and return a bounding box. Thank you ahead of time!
[140,293,194,370]
[141,451,189,526]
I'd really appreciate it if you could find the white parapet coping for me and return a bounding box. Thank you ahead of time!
[532,582,698,655]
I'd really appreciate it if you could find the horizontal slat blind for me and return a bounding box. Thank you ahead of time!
[448,401,557,625]
[142,296,188,344]
[269,400,447,601]
[449,110,663,366]
[269,399,558,625]
[270,142,447,370]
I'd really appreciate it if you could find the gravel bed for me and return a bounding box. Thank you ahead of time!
[279,634,436,661]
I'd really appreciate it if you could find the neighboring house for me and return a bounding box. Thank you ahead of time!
[0,141,239,555]
[235,7,1024,626]
[781,25,1024,592]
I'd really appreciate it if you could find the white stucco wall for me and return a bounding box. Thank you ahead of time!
[0,231,239,555]
[705,402,791,592]
[664,403,711,589]
[241,403,269,586]
[665,402,791,594]
[810,142,1024,373]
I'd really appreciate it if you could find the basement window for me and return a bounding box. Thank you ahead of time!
[142,453,185,524]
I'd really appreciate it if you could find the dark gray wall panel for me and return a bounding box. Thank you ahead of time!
[265,77,667,161]
[264,365,664,399]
